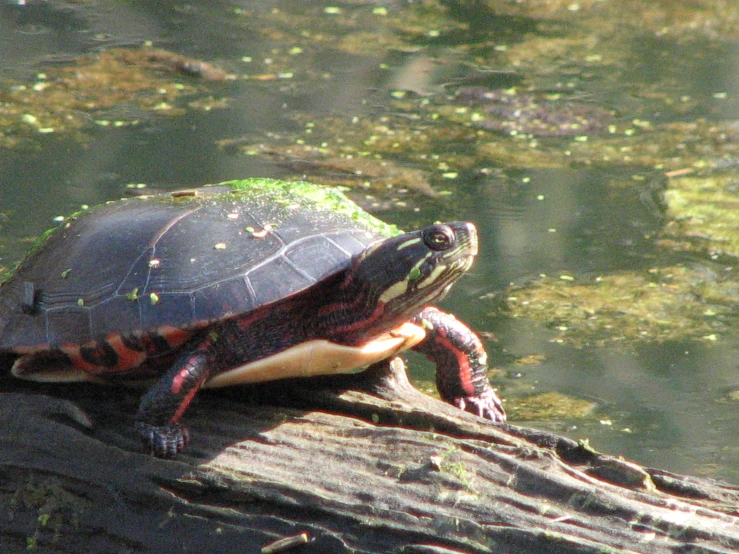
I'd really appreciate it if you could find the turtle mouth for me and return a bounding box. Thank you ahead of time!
[402,253,474,308]
[433,283,455,302]
[433,255,474,299]
[465,223,479,257]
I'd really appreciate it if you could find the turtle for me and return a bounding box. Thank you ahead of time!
[0,178,505,457]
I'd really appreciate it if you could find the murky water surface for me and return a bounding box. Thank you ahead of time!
[1,1,737,484]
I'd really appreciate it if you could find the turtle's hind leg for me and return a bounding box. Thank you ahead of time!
[135,330,217,458]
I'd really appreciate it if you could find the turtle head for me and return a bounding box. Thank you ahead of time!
[346,222,478,327]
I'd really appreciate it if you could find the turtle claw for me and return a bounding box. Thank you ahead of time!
[136,422,191,458]
[455,386,506,423]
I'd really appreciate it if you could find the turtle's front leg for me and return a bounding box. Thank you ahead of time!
[135,331,216,457]
[411,307,505,422]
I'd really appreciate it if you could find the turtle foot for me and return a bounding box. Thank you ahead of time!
[135,421,191,458]
[454,386,506,423]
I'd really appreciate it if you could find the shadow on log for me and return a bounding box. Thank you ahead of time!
[1,358,737,553]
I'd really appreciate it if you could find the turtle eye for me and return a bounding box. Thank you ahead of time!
[423,225,455,251]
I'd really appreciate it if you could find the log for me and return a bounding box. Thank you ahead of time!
[1,359,737,554]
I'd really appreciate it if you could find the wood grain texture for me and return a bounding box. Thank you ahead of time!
[1,359,737,553]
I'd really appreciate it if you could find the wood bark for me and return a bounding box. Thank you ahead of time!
[1,359,737,554]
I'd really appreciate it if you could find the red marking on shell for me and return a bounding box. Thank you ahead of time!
[62,345,101,373]
[62,339,136,373]
[59,326,195,374]
[158,325,195,348]
[105,334,148,370]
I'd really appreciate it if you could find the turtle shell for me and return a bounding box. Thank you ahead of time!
[0,179,400,353]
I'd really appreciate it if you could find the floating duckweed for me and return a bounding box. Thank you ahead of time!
[507,266,739,345]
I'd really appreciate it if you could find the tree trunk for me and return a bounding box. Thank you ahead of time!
[1,359,737,554]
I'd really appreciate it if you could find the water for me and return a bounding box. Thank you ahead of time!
[0,1,737,485]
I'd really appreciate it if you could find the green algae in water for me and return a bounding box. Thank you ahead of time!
[506,268,739,345]
[663,174,739,258]
[509,391,596,421]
